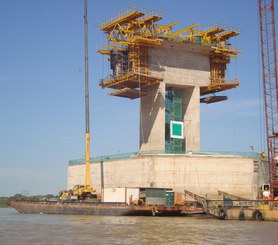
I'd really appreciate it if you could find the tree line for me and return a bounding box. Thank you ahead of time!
[0,194,58,207]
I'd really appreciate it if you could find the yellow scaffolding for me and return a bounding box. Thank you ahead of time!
[98,7,240,100]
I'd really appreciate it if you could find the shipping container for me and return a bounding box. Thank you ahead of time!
[146,197,166,206]
[145,188,167,198]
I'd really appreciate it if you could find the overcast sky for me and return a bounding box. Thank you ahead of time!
[0,0,274,196]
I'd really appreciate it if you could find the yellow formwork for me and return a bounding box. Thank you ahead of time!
[98,6,240,99]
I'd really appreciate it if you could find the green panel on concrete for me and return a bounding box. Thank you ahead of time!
[173,123,181,136]
[171,121,183,138]
[165,89,184,153]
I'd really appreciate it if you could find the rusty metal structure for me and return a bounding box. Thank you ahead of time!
[98,6,240,101]
[259,0,278,196]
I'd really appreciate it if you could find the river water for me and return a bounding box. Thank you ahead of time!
[0,208,278,245]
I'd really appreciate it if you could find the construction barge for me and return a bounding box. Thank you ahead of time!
[11,188,278,221]
[9,200,202,216]
[9,186,204,216]
[9,188,278,221]
[184,189,278,221]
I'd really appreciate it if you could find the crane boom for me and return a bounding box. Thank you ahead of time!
[59,0,95,201]
[84,0,90,187]
[259,0,278,197]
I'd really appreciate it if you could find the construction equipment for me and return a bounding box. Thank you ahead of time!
[59,190,73,200]
[218,190,254,208]
[184,190,226,219]
[72,185,95,200]
[59,185,96,201]
[259,0,278,197]
[218,190,249,201]
[132,198,145,206]
[60,0,95,201]
[83,0,95,199]
[98,6,240,100]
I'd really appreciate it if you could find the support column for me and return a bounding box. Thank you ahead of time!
[139,83,165,153]
[182,86,200,152]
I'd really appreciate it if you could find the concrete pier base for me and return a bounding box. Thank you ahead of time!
[68,152,263,200]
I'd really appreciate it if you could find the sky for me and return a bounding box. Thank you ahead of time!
[0,0,276,196]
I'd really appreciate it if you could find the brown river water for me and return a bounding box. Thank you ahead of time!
[1,208,278,245]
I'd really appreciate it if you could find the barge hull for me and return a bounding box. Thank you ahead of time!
[9,200,195,216]
[224,209,278,221]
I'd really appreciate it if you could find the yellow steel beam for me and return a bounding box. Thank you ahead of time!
[108,38,131,46]
[98,49,110,55]
[99,11,145,31]
[170,23,199,36]
[215,31,239,41]
[103,44,126,51]
[130,36,162,46]
[200,80,239,96]
[213,47,241,56]
[156,21,179,33]
[139,15,162,25]
[203,27,225,36]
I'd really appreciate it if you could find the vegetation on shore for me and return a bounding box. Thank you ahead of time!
[0,194,58,207]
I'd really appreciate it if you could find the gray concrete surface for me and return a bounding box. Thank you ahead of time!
[68,153,262,200]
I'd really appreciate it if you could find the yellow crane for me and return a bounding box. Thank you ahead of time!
[83,0,95,199]
[60,0,95,201]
